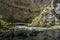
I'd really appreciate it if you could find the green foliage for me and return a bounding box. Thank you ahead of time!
[0,15,14,30]
[0,15,3,18]
[28,4,56,27]
[28,5,51,27]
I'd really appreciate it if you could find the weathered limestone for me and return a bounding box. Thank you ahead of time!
[0,0,40,23]
[0,0,52,23]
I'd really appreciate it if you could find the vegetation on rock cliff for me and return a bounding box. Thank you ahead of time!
[0,0,60,27]
[28,4,60,27]
[28,5,52,27]
[0,15,15,30]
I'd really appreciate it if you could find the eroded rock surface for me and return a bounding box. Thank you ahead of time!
[0,0,40,23]
[0,29,60,40]
[0,0,52,23]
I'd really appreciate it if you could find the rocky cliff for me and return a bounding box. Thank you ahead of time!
[0,0,40,23]
[0,0,52,23]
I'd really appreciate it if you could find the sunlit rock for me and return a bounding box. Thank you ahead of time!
[55,3,60,14]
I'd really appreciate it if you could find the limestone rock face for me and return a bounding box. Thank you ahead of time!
[0,0,40,23]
